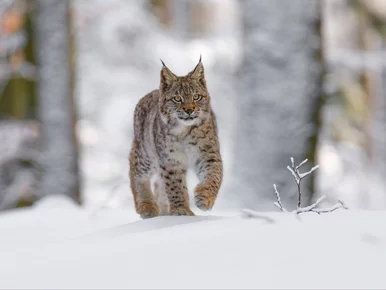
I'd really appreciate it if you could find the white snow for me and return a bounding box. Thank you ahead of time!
[0,195,385,289]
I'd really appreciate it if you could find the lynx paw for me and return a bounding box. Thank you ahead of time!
[194,187,216,211]
[170,207,195,216]
[137,202,159,219]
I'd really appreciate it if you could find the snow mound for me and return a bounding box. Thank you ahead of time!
[0,206,385,289]
[34,194,80,210]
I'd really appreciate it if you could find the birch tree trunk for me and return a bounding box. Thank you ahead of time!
[234,0,323,210]
[35,0,80,202]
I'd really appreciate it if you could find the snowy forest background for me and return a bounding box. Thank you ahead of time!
[0,0,385,213]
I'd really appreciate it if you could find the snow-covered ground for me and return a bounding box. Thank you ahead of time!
[0,195,385,289]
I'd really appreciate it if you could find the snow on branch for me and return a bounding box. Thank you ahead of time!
[286,157,320,207]
[273,184,287,212]
[274,157,347,214]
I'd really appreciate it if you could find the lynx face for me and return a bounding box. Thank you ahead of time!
[159,59,211,126]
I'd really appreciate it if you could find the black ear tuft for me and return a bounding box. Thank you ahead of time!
[160,61,177,91]
[189,56,206,87]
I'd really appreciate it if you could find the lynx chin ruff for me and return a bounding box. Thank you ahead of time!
[129,57,223,219]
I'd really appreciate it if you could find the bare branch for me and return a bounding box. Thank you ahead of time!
[273,184,287,212]
[296,158,308,171]
[273,157,347,215]
[273,184,288,212]
[296,195,325,213]
[338,200,348,210]
[310,200,347,214]
[287,165,300,184]
[298,165,320,179]
[273,202,282,210]
[288,158,319,207]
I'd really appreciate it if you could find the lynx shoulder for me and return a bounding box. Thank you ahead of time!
[129,58,222,219]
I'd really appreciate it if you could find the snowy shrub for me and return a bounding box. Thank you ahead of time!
[273,157,347,214]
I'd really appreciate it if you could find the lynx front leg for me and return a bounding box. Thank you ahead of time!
[160,165,194,216]
[153,178,170,215]
[129,143,159,219]
[194,148,223,211]
[131,178,159,219]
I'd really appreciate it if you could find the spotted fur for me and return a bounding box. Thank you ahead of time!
[129,58,223,219]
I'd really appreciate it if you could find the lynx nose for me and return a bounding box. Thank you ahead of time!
[184,109,194,115]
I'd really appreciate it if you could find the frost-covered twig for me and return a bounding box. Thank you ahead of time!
[310,200,348,214]
[273,184,287,212]
[286,158,320,207]
[295,158,308,171]
[273,157,347,215]
[299,165,319,179]
[296,195,326,213]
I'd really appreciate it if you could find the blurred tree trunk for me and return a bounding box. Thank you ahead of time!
[35,0,80,202]
[351,0,386,206]
[24,0,37,119]
[376,57,386,194]
[381,53,386,185]
[234,0,323,210]
[0,0,31,119]
[170,0,190,38]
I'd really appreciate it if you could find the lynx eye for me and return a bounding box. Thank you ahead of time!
[193,95,202,102]
[172,96,182,103]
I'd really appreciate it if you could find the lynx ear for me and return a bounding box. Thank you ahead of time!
[189,56,206,87]
[160,60,177,90]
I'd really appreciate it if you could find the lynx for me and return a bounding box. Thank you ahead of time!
[129,57,223,219]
